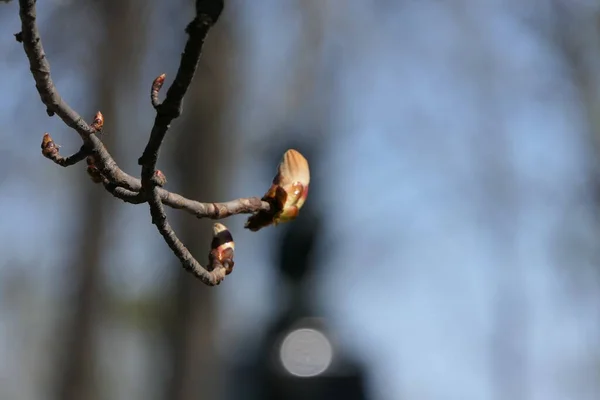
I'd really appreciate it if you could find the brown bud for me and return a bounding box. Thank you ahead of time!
[153,74,166,91]
[41,133,60,159]
[86,165,104,183]
[245,149,310,231]
[90,111,104,132]
[208,223,235,275]
[85,155,103,183]
[153,170,167,187]
[151,73,166,108]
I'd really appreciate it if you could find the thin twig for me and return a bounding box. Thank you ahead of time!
[41,133,89,167]
[103,182,145,204]
[147,188,228,285]
[159,194,269,220]
[150,73,166,109]
[18,0,136,189]
[104,179,271,219]
[18,0,94,135]
[138,0,226,284]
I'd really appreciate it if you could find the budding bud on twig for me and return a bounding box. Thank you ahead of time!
[41,133,60,159]
[151,73,166,109]
[153,170,167,187]
[90,111,104,132]
[208,222,235,275]
[86,155,103,183]
[245,149,310,231]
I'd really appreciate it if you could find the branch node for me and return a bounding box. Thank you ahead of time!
[104,182,146,204]
[86,156,104,183]
[86,166,104,183]
[153,170,168,187]
[137,154,149,166]
[14,32,23,42]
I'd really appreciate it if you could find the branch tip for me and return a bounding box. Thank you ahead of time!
[40,133,89,167]
[41,133,59,159]
[151,73,167,109]
[245,149,311,231]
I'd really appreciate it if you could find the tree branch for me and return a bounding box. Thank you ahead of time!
[104,180,270,220]
[18,0,93,133]
[137,0,227,284]
[17,0,299,286]
[18,0,139,190]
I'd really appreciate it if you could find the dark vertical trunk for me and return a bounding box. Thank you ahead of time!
[52,2,148,400]
[479,117,529,400]
[160,16,232,400]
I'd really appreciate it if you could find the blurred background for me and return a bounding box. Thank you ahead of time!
[2,0,600,399]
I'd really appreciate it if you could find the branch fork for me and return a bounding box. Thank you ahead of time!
[17,0,310,286]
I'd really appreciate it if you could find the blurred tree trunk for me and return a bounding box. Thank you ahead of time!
[160,12,233,400]
[556,7,600,393]
[469,45,529,399]
[52,2,148,400]
[480,134,529,400]
[557,11,600,150]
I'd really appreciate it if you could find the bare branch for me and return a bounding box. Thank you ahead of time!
[138,3,224,170]
[19,0,93,132]
[17,0,306,286]
[138,0,226,284]
[17,0,139,191]
[103,182,145,204]
[147,188,230,285]
[160,194,269,220]
[104,179,271,219]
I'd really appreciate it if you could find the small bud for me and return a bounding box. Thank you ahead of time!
[151,73,166,108]
[85,155,103,183]
[41,133,60,159]
[90,111,104,132]
[86,165,104,183]
[153,170,168,187]
[245,149,310,231]
[208,223,235,275]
